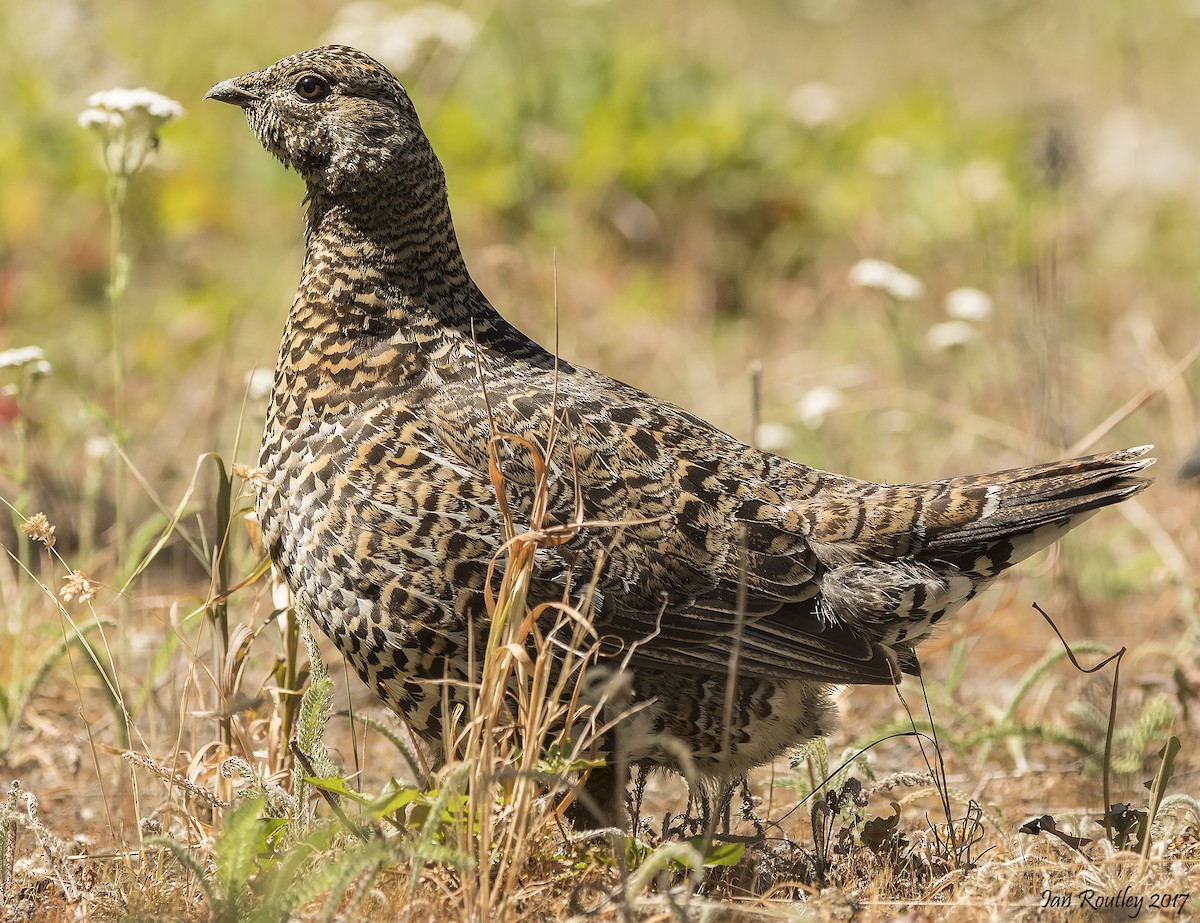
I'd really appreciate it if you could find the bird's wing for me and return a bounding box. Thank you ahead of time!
[424,368,905,685]
[421,368,1152,685]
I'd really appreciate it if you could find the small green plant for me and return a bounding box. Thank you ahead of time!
[152,796,395,923]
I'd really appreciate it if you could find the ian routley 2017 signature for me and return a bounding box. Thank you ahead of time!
[1041,887,1190,917]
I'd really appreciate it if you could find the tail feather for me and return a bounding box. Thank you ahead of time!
[922,445,1154,552]
[817,445,1154,670]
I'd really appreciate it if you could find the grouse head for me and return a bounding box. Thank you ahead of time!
[206,45,434,199]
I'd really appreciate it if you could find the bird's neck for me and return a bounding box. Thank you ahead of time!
[302,177,478,311]
[266,182,536,422]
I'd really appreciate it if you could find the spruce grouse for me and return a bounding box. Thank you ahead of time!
[207,46,1153,820]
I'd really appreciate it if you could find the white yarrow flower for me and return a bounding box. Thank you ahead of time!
[0,345,51,378]
[788,82,842,128]
[796,385,844,429]
[78,88,183,136]
[79,86,183,175]
[77,109,123,131]
[849,259,894,289]
[944,286,993,322]
[926,320,977,350]
[325,2,476,71]
[1093,107,1197,195]
[849,259,924,301]
[244,368,274,401]
[85,435,115,461]
[754,422,794,452]
[0,346,48,370]
[82,87,184,122]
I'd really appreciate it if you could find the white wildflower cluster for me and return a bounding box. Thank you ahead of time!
[925,320,976,350]
[78,87,183,175]
[849,258,995,352]
[1093,107,1197,196]
[84,435,114,461]
[849,258,924,301]
[943,286,993,321]
[796,384,844,430]
[753,422,793,452]
[0,345,52,377]
[788,82,842,128]
[927,286,994,351]
[244,368,274,401]
[79,87,183,129]
[325,2,476,72]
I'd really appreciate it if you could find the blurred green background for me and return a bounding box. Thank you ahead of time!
[1,0,1197,600]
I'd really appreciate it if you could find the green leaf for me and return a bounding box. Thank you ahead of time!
[367,785,425,818]
[1141,735,1182,857]
[688,839,745,868]
[303,775,370,806]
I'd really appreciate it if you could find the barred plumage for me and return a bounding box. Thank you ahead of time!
[207,46,1154,820]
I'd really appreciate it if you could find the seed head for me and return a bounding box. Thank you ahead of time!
[21,512,56,548]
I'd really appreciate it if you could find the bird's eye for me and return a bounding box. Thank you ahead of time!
[294,74,330,102]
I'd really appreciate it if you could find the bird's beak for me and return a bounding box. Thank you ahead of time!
[205,79,260,107]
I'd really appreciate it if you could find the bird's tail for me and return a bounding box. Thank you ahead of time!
[920,444,1155,571]
[816,445,1154,674]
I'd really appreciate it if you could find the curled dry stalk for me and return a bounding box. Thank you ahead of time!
[437,305,635,921]
[1031,602,1126,843]
[450,424,618,923]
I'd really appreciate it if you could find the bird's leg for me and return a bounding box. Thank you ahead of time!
[630,763,650,829]
[564,764,628,830]
[737,776,766,838]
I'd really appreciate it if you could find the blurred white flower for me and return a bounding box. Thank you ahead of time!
[0,345,48,370]
[944,286,993,322]
[1093,107,1197,195]
[926,320,976,350]
[796,385,843,429]
[81,87,184,123]
[849,259,924,301]
[244,368,274,401]
[754,422,794,452]
[848,259,893,289]
[77,109,123,132]
[788,82,842,128]
[325,2,476,72]
[85,435,114,461]
[79,86,183,175]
